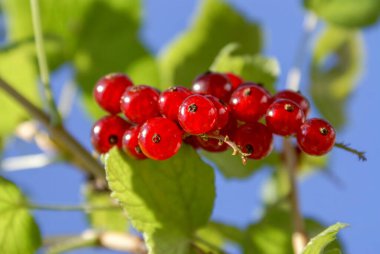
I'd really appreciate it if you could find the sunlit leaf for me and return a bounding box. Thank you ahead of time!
[84,184,128,232]
[302,223,348,254]
[159,0,262,88]
[211,43,280,93]
[0,177,41,254]
[105,146,215,254]
[304,0,380,28]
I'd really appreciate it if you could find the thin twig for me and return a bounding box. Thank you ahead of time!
[44,230,147,254]
[28,203,120,212]
[198,134,251,165]
[334,142,367,161]
[30,0,61,124]
[0,78,105,178]
[283,139,308,254]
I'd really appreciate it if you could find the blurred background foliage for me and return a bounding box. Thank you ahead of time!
[0,0,378,253]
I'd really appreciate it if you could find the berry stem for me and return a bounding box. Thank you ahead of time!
[334,142,367,161]
[44,230,147,254]
[283,138,308,254]
[286,12,318,91]
[199,134,251,165]
[0,78,105,178]
[30,0,61,125]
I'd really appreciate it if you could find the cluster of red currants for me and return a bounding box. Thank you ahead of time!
[91,72,336,161]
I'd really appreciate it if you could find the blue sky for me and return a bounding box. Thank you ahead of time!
[2,0,380,253]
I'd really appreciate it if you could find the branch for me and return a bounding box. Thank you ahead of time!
[44,230,147,254]
[28,202,119,212]
[30,0,61,124]
[198,134,251,165]
[0,78,105,179]
[334,142,367,161]
[283,139,308,254]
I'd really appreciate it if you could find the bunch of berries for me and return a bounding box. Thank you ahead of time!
[91,72,336,162]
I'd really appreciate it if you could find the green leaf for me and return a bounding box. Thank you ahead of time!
[243,207,293,254]
[201,150,280,179]
[1,0,159,119]
[74,0,160,118]
[302,223,348,254]
[211,43,280,93]
[105,146,215,254]
[196,221,245,252]
[0,45,39,139]
[159,0,262,88]
[84,185,128,232]
[304,0,380,28]
[243,207,343,254]
[310,25,362,129]
[0,176,42,254]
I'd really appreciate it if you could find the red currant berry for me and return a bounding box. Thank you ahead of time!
[183,135,200,149]
[205,95,230,131]
[273,90,310,116]
[178,95,218,135]
[120,85,160,124]
[138,117,183,160]
[265,99,305,136]
[122,126,146,160]
[93,73,133,114]
[192,72,233,102]
[91,115,131,154]
[233,122,273,160]
[225,72,244,90]
[196,135,228,152]
[159,86,192,121]
[229,82,271,123]
[297,118,336,156]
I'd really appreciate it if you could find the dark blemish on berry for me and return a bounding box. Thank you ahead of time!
[320,127,329,135]
[219,98,227,106]
[169,86,178,92]
[245,144,254,154]
[109,135,118,145]
[243,88,251,96]
[152,133,161,143]
[257,83,264,87]
[188,103,198,113]
[135,145,143,154]
[284,103,294,112]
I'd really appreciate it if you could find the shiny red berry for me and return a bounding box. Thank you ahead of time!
[138,117,183,160]
[205,95,230,131]
[229,82,271,123]
[265,99,305,136]
[122,126,146,160]
[178,95,218,135]
[196,135,228,152]
[233,122,273,160]
[183,135,200,149]
[192,72,233,102]
[91,115,131,154]
[120,85,160,124]
[297,118,336,156]
[93,73,133,114]
[159,86,192,121]
[273,90,310,116]
[225,72,244,90]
